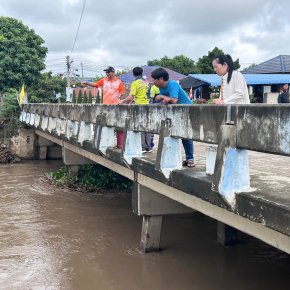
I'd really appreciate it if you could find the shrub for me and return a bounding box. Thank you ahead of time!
[51,164,132,190]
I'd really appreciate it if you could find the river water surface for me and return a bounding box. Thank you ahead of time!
[0,161,290,290]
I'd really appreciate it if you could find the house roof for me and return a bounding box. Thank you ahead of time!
[119,65,186,84]
[179,73,290,89]
[242,55,290,74]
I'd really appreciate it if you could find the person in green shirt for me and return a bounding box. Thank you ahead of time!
[120,67,152,152]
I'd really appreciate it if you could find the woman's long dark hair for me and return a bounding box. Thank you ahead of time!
[214,54,234,83]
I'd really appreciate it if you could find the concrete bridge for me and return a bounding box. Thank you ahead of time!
[19,103,290,254]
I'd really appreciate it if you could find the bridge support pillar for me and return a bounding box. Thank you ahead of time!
[62,147,95,166]
[38,136,54,160]
[62,147,94,175]
[133,182,193,253]
[39,146,48,160]
[217,221,238,246]
[140,215,162,253]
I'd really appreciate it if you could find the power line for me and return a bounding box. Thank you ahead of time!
[71,0,87,53]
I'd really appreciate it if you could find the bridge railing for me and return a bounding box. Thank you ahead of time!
[21,103,290,155]
[20,103,290,208]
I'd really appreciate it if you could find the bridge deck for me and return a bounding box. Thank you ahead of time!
[32,129,290,253]
[114,140,290,236]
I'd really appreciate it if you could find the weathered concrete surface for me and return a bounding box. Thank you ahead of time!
[212,125,251,208]
[139,215,162,253]
[22,104,290,155]
[10,128,37,159]
[237,105,290,155]
[22,104,230,143]
[62,147,94,165]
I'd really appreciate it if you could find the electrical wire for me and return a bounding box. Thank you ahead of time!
[71,0,87,53]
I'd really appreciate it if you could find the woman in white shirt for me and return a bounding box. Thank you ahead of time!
[212,54,250,104]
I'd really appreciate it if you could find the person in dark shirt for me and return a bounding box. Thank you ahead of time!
[278,83,289,103]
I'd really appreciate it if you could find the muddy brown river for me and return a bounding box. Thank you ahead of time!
[0,160,289,290]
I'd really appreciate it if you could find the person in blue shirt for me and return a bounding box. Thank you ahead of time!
[151,67,195,167]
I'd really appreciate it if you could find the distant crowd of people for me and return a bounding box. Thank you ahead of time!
[81,53,288,168]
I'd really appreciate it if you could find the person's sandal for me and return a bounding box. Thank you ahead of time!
[182,160,195,167]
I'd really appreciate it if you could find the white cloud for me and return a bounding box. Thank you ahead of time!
[1,0,290,76]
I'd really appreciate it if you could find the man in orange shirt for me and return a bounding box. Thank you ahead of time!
[82,66,125,104]
[81,66,126,148]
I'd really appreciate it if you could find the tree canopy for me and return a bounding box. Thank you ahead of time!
[27,72,66,103]
[0,17,48,93]
[195,47,240,74]
[148,55,198,75]
[147,47,241,75]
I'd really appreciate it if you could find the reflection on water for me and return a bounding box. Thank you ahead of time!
[0,161,289,290]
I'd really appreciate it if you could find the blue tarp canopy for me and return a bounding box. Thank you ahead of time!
[181,73,290,88]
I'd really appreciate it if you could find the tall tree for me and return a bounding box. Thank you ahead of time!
[28,72,66,103]
[148,55,198,75]
[88,90,93,104]
[83,90,88,103]
[0,17,48,93]
[195,47,240,73]
[72,89,77,104]
[77,90,83,104]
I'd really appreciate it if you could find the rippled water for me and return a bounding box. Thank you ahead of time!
[0,161,289,290]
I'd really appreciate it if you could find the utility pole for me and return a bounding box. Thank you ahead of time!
[81,62,84,78]
[66,55,73,86]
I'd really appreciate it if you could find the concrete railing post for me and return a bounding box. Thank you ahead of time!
[94,114,115,155]
[212,125,251,208]
[155,119,182,178]
[77,121,93,145]
[122,117,142,166]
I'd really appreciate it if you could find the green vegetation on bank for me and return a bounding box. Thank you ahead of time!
[0,89,20,120]
[50,164,132,190]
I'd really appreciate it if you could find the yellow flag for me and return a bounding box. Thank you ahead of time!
[19,84,25,106]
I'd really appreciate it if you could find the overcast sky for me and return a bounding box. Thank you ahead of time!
[1,0,290,77]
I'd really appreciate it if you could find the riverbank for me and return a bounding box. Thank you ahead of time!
[0,142,21,163]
